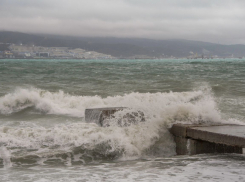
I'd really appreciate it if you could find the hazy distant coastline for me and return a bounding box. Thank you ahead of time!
[1,31,245,59]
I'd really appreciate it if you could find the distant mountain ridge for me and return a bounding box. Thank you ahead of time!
[1,31,245,58]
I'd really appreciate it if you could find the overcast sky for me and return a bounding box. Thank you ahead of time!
[1,0,245,44]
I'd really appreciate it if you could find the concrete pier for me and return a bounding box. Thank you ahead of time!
[85,107,145,127]
[170,124,245,155]
[85,107,126,126]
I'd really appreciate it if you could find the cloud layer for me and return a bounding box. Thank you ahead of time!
[1,0,245,44]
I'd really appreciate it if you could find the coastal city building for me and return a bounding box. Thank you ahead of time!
[5,44,114,59]
[0,42,244,60]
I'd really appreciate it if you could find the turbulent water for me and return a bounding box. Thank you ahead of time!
[0,59,245,182]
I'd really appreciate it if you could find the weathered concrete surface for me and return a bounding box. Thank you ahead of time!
[188,125,245,147]
[170,124,245,155]
[173,137,218,155]
[85,107,145,127]
[85,107,126,126]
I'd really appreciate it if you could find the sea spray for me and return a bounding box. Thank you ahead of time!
[0,86,233,165]
[0,87,222,125]
[0,146,12,168]
[0,121,174,162]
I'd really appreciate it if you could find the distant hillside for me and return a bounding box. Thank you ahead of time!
[1,31,245,58]
[0,31,88,49]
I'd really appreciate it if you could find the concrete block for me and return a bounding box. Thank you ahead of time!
[186,125,245,147]
[173,136,189,155]
[173,136,243,155]
[85,107,145,127]
[195,140,216,154]
[170,124,209,137]
[170,124,188,137]
[170,124,245,155]
[85,107,126,126]
[173,136,216,155]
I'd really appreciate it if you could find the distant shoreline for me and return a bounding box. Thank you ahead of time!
[1,57,244,60]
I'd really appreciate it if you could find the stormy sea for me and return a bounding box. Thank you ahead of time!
[0,59,245,182]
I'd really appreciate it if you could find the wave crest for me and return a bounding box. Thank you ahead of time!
[0,86,227,164]
[0,87,221,125]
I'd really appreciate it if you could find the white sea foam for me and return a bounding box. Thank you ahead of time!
[0,87,222,124]
[0,146,12,168]
[1,155,245,182]
[0,86,237,163]
[0,121,175,160]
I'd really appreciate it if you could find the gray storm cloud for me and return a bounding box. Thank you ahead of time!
[0,0,245,44]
